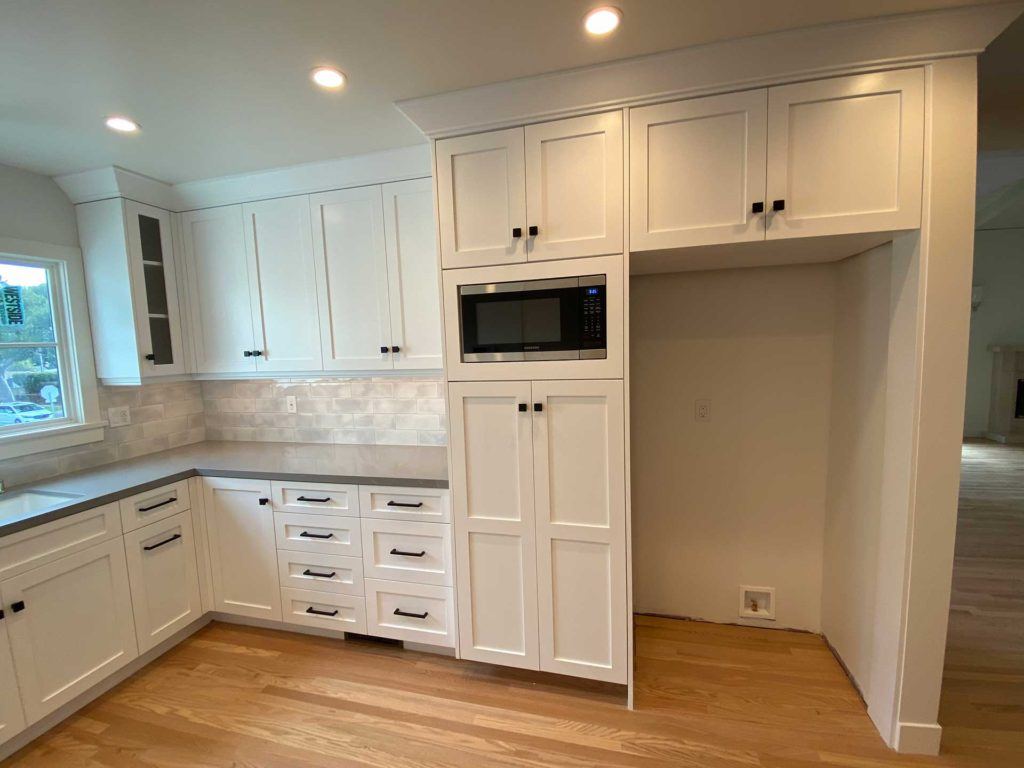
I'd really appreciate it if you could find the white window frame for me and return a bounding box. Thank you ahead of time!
[0,238,103,461]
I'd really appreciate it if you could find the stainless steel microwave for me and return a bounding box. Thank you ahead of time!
[458,275,607,362]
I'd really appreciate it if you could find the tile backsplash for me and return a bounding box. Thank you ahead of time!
[202,375,447,447]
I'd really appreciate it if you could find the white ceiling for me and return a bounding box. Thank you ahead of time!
[0,0,1003,184]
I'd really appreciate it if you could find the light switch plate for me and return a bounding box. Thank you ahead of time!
[107,405,131,427]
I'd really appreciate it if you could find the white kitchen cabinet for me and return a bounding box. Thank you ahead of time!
[449,379,627,683]
[765,68,924,239]
[448,380,539,670]
[630,90,768,250]
[242,196,324,372]
[202,477,281,621]
[1,538,137,723]
[364,578,456,648]
[0,621,25,744]
[436,127,527,269]
[124,512,203,654]
[180,205,258,374]
[524,112,623,261]
[531,379,627,684]
[77,198,187,383]
[382,178,443,369]
[311,185,393,371]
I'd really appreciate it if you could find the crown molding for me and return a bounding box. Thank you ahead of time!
[396,3,1023,138]
[54,144,431,211]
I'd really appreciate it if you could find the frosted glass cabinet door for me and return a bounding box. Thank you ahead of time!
[630,90,768,250]
[531,379,627,684]
[765,68,924,239]
[525,111,623,261]
[448,381,539,670]
[435,128,527,269]
[180,205,258,374]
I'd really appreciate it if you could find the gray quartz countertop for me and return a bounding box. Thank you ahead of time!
[1,440,448,537]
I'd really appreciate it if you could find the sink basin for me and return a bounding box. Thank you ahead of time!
[0,490,81,521]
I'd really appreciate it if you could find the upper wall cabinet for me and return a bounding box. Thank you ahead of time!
[77,198,187,383]
[436,111,623,269]
[629,68,924,251]
[311,178,442,371]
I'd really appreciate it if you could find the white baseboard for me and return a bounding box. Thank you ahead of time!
[894,721,942,755]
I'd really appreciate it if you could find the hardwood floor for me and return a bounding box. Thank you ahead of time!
[3,442,1020,767]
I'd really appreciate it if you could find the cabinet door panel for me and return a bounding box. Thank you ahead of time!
[2,538,138,723]
[0,622,26,743]
[526,112,623,261]
[383,178,443,370]
[180,205,257,374]
[125,201,186,375]
[449,381,539,669]
[766,68,924,239]
[532,379,626,684]
[124,512,203,653]
[311,186,393,371]
[203,478,281,621]
[243,197,324,371]
[436,128,527,268]
[630,90,767,250]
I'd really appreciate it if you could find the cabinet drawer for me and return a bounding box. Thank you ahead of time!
[271,481,358,516]
[119,481,191,532]
[277,550,363,596]
[280,587,366,634]
[364,579,455,648]
[360,486,450,523]
[274,512,361,557]
[361,519,452,586]
[0,503,121,582]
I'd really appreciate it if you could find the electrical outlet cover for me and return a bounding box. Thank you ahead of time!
[107,405,131,427]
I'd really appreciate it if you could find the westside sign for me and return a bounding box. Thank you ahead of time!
[0,284,23,326]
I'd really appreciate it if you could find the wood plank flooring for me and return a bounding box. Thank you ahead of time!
[3,441,1020,767]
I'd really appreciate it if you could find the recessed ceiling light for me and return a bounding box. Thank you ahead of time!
[311,67,346,89]
[105,116,139,133]
[584,6,621,36]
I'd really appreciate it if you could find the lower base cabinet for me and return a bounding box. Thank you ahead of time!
[280,587,367,633]
[124,512,203,653]
[1,538,138,723]
[364,578,456,647]
[0,623,25,744]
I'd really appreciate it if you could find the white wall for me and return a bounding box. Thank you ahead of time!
[0,163,78,247]
[630,263,835,632]
[962,227,1024,437]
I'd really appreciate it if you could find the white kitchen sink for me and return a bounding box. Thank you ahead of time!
[0,490,81,522]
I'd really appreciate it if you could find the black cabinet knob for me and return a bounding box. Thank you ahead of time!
[258,497,269,506]
[751,201,764,214]
[533,402,543,412]
[391,345,400,353]
[252,350,263,357]
[380,346,389,354]
[243,350,253,358]
[512,227,522,238]
[11,601,25,613]
[528,225,539,236]
[772,199,786,212]
[518,403,527,412]
[144,353,155,361]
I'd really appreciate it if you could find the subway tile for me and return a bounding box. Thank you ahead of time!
[396,413,440,431]
[333,428,377,445]
[417,430,448,446]
[142,416,191,439]
[234,381,275,398]
[309,382,352,398]
[394,381,440,399]
[129,403,165,423]
[118,436,170,460]
[164,398,204,418]
[333,398,373,413]
[372,398,418,414]
[200,381,237,399]
[354,413,396,430]
[417,398,446,415]
[274,382,311,397]
[351,381,394,398]
[295,427,334,444]
[252,397,289,413]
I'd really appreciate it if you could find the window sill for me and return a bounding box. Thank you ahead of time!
[0,421,107,462]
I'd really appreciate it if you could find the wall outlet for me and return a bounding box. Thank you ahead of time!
[739,586,776,620]
[285,395,297,414]
[107,405,131,427]
[695,399,711,422]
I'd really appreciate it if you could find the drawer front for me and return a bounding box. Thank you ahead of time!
[277,550,363,596]
[280,587,366,634]
[274,512,361,557]
[364,578,455,648]
[0,503,122,582]
[119,481,191,532]
[271,481,358,517]
[360,486,450,523]
[361,519,452,586]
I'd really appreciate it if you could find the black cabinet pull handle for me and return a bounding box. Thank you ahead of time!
[299,531,334,540]
[144,353,156,361]
[380,346,389,354]
[390,548,427,558]
[297,496,331,503]
[306,606,339,617]
[391,345,400,353]
[751,201,764,214]
[144,533,182,551]
[243,350,253,357]
[533,402,543,412]
[11,601,25,614]
[302,569,337,578]
[259,497,270,506]
[772,199,785,212]
[138,497,176,513]
[394,608,428,619]
[528,225,538,236]
[512,227,522,238]
[386,500,424,508]
[518,403,527,412]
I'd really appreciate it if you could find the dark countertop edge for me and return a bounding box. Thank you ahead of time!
[0,468,448,539]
